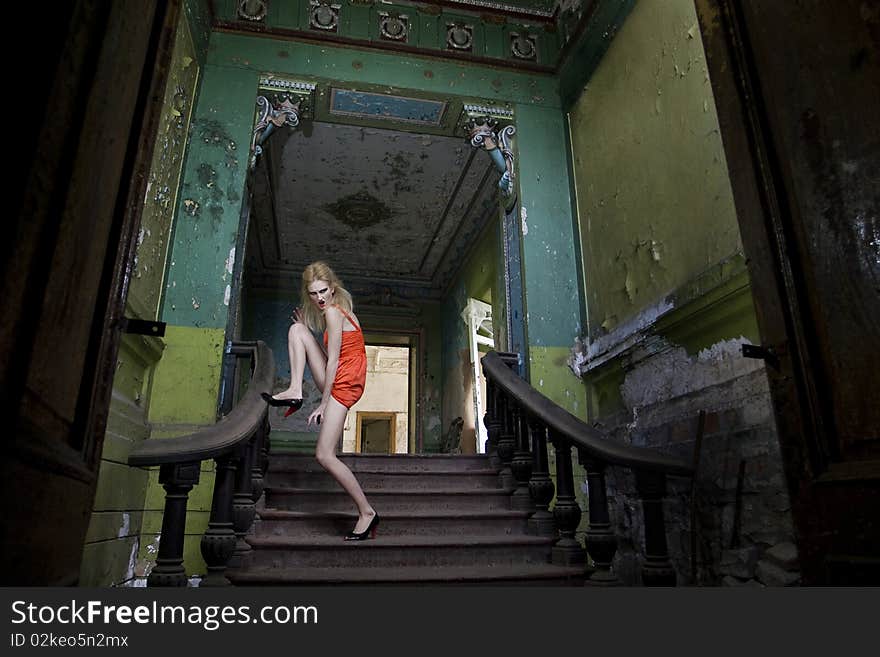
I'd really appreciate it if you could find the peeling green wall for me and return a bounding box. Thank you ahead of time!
[130,7,201,320]
[161,65,254,328]
[183,0,212,63]
[206,32,558,107]
[515,103,586,414]
[569,0,741,339]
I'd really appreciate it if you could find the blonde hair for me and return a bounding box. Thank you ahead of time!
[300,261,354,332]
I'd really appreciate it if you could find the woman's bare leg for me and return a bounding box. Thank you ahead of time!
[274,322,326,399]
[315,397,376,532]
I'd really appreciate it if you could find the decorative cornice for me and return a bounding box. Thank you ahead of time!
[257,77,317,93]
[212,20,556,74]
[461,103,515,120]
[419,0,556,21]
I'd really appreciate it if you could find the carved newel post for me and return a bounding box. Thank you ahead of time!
[483,380,503,470]
[148,462,200,587]
[230,440,256,569]
[200,454,238,586]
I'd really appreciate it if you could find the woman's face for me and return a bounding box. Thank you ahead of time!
[307,278,334,311]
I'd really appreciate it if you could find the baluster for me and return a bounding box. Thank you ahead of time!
[483,379,502,470]
[260,413,271,477]
[496,394,516,490]
[636,470,677,586]
[548,431,585,566]
[200,454,238,586]
[230,440,256,568]
[509,403,534,511]
[250,414,267,505]
[148,462,200,587]
[578,452,620,585]
[527,419,555,536]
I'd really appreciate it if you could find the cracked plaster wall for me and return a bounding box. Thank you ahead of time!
[565,0,798,584]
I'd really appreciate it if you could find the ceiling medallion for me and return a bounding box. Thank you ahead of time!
[237,0,268,22]
[446,23,473,51]
[309,1,340,32]
[510,32,537,61]
[324,191,393,229]
[379,12,409,42]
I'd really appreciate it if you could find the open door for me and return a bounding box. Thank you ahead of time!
[696,0,879,584]
[1,1,175,585]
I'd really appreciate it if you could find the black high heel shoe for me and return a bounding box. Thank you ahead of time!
[344,513,379,541]
[261,392,304,415]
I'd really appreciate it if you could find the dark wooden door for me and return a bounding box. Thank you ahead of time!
[696,0,879,584]
[1,0,177,585]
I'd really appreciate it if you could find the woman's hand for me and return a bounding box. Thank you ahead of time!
[291,307,304,324]
[308,401,327,426]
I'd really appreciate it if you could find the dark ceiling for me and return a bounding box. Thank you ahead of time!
[244,117,501,305]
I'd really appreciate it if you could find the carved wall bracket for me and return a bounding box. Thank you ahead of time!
[250,78,316,169]
[460,104,517,197]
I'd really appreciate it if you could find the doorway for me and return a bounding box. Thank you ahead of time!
[356,412,396,454]
[342,344,411,454]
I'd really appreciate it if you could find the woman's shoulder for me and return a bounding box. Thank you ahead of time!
[329,303,359,330]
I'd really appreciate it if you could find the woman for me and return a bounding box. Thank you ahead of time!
[261,261,379,540]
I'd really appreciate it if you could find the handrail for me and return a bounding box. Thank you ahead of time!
[128,340,275,467]
[481,351,693,477]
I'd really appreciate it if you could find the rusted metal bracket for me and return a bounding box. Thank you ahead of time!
[120,317,166,337]
[741,343,780,370]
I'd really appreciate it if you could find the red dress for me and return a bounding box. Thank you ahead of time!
[323,305,367,408]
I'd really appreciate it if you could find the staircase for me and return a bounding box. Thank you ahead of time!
[227,453,586,585]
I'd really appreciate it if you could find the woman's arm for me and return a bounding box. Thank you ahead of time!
[309,306,343,425]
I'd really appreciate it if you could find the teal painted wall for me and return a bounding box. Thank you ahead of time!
[161,66,255,328]
[184,0,212,64]
[514,102,587,414]
[206,32,559,107]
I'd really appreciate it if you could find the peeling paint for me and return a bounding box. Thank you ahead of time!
[521,206,528,236]
[572,295,676,376]
[225,246,235,274]
[224,284,231,306]
[621,336,763,410]
[117,512,130,538]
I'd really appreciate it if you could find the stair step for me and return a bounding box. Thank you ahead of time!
[266,468,502,490]
[254,509,531,537]
[268,453,491,473]
[245,534,556,568]
[265,487,515,512]
[227,563,586,586]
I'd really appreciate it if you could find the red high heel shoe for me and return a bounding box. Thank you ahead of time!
[261,392,304,417]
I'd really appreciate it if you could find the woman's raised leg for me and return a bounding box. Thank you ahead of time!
[315,397,376,533]
[274,322,327,400]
